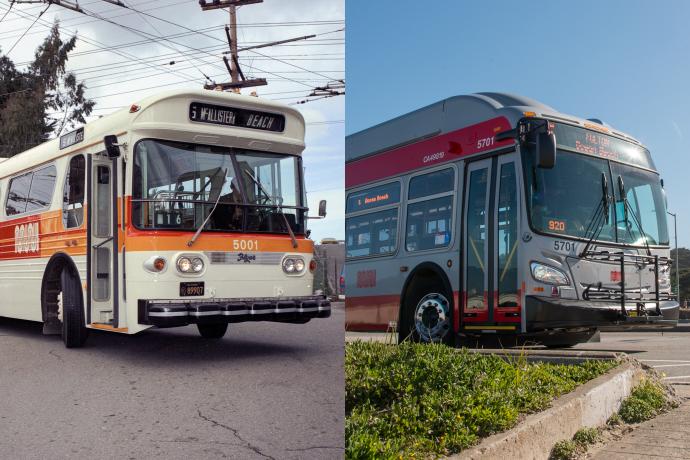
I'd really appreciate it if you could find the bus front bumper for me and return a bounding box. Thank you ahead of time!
[139,296,331,328]
[525,296,679,332]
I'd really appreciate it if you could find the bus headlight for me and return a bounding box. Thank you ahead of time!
[530,262,570,286]
[177,256,204,274]
[177,257,192,273]
[282,257,305,274]
[191,257,204,273]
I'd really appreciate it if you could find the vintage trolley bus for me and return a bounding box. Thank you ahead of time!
[345,93,677,346]
[0,89,330,347]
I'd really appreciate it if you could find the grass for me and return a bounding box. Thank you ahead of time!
[618,379,675,423]
[345,341,617,459]
[551,379,677,459]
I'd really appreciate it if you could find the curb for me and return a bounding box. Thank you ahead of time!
[451,359,645,460]
[464,348,624,364]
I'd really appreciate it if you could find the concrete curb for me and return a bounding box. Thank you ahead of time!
[451,359,645,460]
[465,348,624,364]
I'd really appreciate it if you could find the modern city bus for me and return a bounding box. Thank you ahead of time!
[345,93,678,347]
[0,89,330,348]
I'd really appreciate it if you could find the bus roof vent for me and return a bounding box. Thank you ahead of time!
[586,118,605,125]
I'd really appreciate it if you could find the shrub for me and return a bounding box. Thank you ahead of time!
[618,380,669,423]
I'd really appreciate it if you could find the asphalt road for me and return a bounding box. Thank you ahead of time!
[575,324,690,386]
[0,303,345,460]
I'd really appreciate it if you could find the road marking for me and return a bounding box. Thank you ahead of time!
[662,375,690,380]
[652,363,690,369]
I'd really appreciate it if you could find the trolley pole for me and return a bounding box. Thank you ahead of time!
[668,211,679,299]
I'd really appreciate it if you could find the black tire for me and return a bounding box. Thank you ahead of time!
[197,323,228,339]
[399,277,453,345]
[61,269,89,348]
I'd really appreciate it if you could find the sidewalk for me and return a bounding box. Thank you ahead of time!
[591,387,690,459]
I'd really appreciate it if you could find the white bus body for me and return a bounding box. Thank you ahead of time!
[0,89,330,347]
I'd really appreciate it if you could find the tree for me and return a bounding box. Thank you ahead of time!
[0,21,94,157]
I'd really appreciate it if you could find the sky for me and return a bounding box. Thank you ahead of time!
[347,0,690,248]
[0,0,344,242]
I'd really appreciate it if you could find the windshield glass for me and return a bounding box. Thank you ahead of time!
[132,139,305,234]
[523,149,669,246]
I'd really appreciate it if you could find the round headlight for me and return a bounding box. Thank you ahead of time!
[282,258,296,273]
[191,257,204,273]
[294,259,305,273]
[177,257,192,273]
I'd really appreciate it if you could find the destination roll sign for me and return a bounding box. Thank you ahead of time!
[189,102,285,133]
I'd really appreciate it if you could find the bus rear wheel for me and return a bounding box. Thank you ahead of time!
[197,323,228,339]
[400,279,453,345]
[60,269,89,348]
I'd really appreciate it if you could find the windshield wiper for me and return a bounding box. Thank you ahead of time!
[243,170,298,248]
[187,168,227,247]
[579,172,611,258]
[617,176,652,256]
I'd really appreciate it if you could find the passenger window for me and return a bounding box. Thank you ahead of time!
[408,168,454,200]
[405,168,455,252]
[346,209,398,258]
[26,165,57,213]
[6,172,32,216]
[63,155,85,229]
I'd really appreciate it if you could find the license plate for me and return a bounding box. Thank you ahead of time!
[180,282,204,297]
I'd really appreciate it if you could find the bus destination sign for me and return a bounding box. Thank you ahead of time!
[59,127,84,150]
[189,102,285,133]
[553,123,654,169]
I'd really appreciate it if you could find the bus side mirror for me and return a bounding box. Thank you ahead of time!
[318,200,327,218]
[536,132,556,169]
[104,135,121,159]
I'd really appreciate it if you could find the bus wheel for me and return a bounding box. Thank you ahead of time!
[197,323,228,339]
[401,279,453,345]
[60,269,89,348]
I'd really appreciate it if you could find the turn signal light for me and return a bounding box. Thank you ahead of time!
[309,260,317,272]
[153,258,166,272]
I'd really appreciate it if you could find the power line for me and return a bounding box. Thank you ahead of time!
[0,0,15,24]
[5,3,49,56]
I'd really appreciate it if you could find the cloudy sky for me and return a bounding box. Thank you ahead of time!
[0,0,344,242]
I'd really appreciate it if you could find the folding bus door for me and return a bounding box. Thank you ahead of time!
[462,154,520,331]
[87,153,119,327]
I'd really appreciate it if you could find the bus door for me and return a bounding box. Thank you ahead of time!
[462,154,520,330]
[87,153,119,327]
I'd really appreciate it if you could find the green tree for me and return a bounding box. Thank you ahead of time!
[0,21,94,157]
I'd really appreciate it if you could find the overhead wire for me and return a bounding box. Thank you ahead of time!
[5,2,50,56]
[0,0,15,24]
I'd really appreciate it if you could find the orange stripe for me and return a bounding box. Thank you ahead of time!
[125,232,314,253]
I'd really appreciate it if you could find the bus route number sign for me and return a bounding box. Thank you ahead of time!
[189,102,286,133]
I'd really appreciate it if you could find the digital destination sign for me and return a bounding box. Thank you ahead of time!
[189,102,286,133]
[553,123,655,170]
[347,182,401,213]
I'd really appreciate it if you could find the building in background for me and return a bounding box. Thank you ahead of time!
[314,239,345,299]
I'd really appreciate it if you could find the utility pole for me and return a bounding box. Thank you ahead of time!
[199,0,267,91]
[668,211,680,300]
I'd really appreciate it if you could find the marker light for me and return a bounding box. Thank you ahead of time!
[523,111,537,117]
[309,260,317,273]
[143,256,167,273]
[530,262,570,286]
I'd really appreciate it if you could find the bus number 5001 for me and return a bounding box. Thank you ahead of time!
[233,240,259,251]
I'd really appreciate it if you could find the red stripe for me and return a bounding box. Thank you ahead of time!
[346,116,514,188]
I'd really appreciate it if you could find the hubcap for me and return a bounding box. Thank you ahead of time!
[414,293,450,342]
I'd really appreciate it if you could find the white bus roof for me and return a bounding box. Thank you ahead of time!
[0,89,307,179]
[346,92,642,163]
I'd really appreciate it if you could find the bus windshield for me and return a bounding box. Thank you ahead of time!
[132,139,305,234]
[523,148,669,246]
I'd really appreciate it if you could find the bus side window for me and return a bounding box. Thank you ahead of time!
[405,168,455,252]
[6,172,32,216]
[63,155,85,229]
